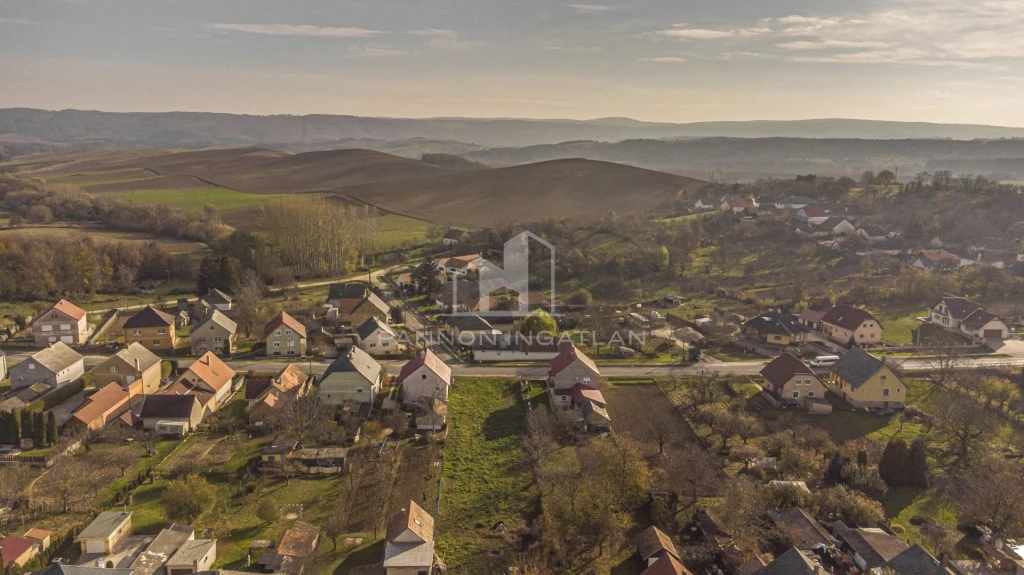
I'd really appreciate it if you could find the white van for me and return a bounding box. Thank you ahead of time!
[809,355,840,368]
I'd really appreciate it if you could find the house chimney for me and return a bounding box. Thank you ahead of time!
[135,358,140,371]
[939,552,948,567]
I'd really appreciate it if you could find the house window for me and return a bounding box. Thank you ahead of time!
[215,336,222,342]
[808,392,815,397]
[880,375,887,381]
[285,329,292,335]
[157,329,165,335]
[792,391,800,398]
[356,388,363,394]
[275,330,281,336]
[111,366,117,372]
[273,342,280,347]
[60,323,71,330]
[41,325,53,332]
[28,364,35,370]
[421,374,427,379]
[369,343,376,348]
[153,340,161,346]
[133,330,142,336]
[883,388,890,397]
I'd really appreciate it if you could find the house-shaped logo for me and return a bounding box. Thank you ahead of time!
[449,231,556,317]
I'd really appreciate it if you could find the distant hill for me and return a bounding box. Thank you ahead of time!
[466,137,1024,180]
[8,147,705,226]
[4,108,1024,150]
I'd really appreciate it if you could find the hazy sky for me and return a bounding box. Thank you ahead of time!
[2,0,1024,125]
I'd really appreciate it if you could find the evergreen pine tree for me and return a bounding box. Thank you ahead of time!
[10,410,21,444]
[826,452,845,484]
[906,439,930,488]
[879,438,909,487]
[0,412,10,444]
[215,255,239,294]
[195,254,220,296]
[20,410,32,441]
[45,411,58,446]
[32,412,45,447]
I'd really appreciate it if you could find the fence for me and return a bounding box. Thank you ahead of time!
[87,309,120,345]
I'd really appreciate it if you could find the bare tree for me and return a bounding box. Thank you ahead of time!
[234,269,266,339]
[104,445,140,477]
[936,395,995,460]
[268,394,331,447]
[523,409,559,465]
[686,369,722,407]
[930,346,963,388]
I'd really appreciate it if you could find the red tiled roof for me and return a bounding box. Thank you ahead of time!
[398,349,451,384]
[43,299,87,322]
[185,352,235,392]
[760,353,814,389]
[72,382,130,426]
[570,383,606,405]
[549,345,599,377]
[263,311,308,340]
[0,536,37,567]
[641,554,691,575]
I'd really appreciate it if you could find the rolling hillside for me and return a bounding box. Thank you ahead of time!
[6,147,705,227]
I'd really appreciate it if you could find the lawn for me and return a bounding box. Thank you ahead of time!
[874,305,927,345]
[376,214,432,249]
[110,187,290,213]
[438,377,539,569]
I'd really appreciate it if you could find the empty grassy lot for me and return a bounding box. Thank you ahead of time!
[110,187,291,213]
[438,377,538,570]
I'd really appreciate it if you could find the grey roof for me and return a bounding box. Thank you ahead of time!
[167,539,216,567]
[755,547,826,575]
[886,544,952,575]
[743,310,811,336]
[356,316,397,341]
[130,524,196,575]
[364,291,390,314]
[768,508,837,550]
[77,511,132,540]
[444,314,495,332]
[141,394,198,419]
[193,309,237,335]
[322,346,382,386]
[383,541,435,568]
[114,343,162,372]
[830,348,886,388]
[833,524,909,570]
[327,282,370,301]
[938,296,984,320]
[200,289,232,305]
[123,306,175,328]
[30,342,84,373]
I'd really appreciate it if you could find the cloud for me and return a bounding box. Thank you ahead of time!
[777,40,890,50]
[640,56,686,63]
[351,46,408,57]
[208,23,384,38]
[656,27,769,39]
[408,29,459,39]
[567,3,617,13]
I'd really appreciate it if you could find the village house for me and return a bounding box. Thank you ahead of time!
[383,500,436,575]
[720,196,757,214]
[140,394,204,436]
[23,529,51,552]
[760,354,829,408]
[319,345,383,406]
[928,296,1009,341]
[356,316,401,355]
[397,349,452,407]
[548,343,601,409]
[395,272,415,291]
[768,508,837,552]
[166,352,237,414]
[263,311,307,357]
[820,304,882,347]
[165,538,217,575]
[820,216,857,236]
[190,310,237,356]
[884,544,951,575]
[742,310,811,346]
[0,536,40,568]
[327,282,390,325]
[433,254,482,276]
[796,205,829,225]
[694,195,726,211]
[31,299,89,346]
[123,306,177,351]
[129,524,198,575]
[831,522,909,572]
[460,332,561,362]
[444,313,499,341]
[633,526,690,575]
[796,309,825,330]
[442,228,468,245]
[69,382,134,431]
[827,348,906,409]
[9,342,84,390]
[261,437,298,465]
[77,511,133,555]
[913,249,961,271]
[246,364,313,424]
[774,196,814,210]
[196,289,232,316]
[89,342,163,398]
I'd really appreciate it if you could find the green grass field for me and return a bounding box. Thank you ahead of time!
[438,377,538,569]
[110,187,290,213]
[376,214,432,249]
[874,305,927,345]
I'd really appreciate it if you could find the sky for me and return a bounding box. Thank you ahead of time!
[2,0,1024,125]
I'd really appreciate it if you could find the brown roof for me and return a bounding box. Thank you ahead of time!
[797,309,826,324]
[164,380,215,408]
[123,306,175,328]
[634,526,680,562]
[937,296,984,321]
[276,522,320,558]
[386,500,434,544]
[833,524,909,570]
[23,529,52,542]
[275,364,307,394]
[549,344,600,378]
[768,508,837,550]
[44,299,87,322]
[821,304,879,332]
[72,382,130,426]
[263,311,307,340]
[760,353,815,390]
[185,352,235,392]
[642,554,692,575]
[398,349,451,384]
[0,536,37,567]
[800,205,827,217]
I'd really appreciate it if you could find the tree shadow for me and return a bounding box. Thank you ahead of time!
[334,539,385,575]
[481,403,523,441]
[610,555,646,575]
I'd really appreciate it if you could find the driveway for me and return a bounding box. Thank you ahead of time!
[989,338,1024,358]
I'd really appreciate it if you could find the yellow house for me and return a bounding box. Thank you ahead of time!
[760,352,829,407]
[123,306,177,352]
[820,304,882,347]
[827,348,905,409]
[89,342,163,397]
[742,310,811,346]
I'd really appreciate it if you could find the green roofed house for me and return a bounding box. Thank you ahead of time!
[318,345,383,406]
[827,348,906,409]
